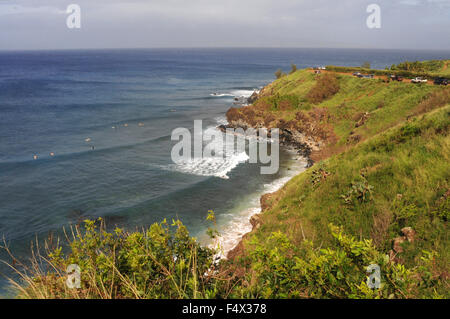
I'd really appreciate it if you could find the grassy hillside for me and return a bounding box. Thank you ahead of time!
[236,105,449,298]
[227,69,449,160]
[226,67,450,298]
[4,65,449,299]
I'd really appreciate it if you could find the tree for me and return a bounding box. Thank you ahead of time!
[275,69,285,79]
[290,63,298,74]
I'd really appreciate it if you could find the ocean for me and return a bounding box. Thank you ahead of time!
[0,48,449,294]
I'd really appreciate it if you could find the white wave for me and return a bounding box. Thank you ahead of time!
[231,89,257,98]
[168,151,249,179]
[214,116,228,126]
[210,88,259,99]
[210,207,262,256]
[166,125,249,179]
[210,93,234,97]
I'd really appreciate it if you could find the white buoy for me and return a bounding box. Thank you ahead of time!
[85,138,91,143]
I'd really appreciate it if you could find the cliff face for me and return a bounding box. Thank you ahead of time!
[221,114,318,162]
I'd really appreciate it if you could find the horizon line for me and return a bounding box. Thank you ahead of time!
[1,46,450,53]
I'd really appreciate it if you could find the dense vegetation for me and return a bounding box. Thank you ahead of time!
[3,63,449,299]
[4,218,235,299]
[325,59,450,80]
[390,60,449,75]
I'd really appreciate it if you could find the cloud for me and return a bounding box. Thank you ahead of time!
[0,3,65,16]
[0,0,449,50]
[400,0,421,5]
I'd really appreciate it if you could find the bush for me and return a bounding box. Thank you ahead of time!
[390,60,444,73]
[5,219,233,299]
[290,64,297,74]
[275,69,286,79]
[307,73,340,104]
[341,176,374,205]
[264,114,276,127]
[241,224,438,298]
[294,108,336,142]
[226,107,242,123]
[411,87,450,116]
[242,106,259,126]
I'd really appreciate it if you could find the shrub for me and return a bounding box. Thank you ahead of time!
[390,60,444,73]
[310,162,331,187]
[307,73,340,104]
[242,106,258,125]
[226,107,242,123]
[274,69,286,79]
[341,176,374,205]
[290,64,297,74]
[411,87,450,116]
[264,114,276,127]
[242,224,433,298]
[294,108,336,142]
[4,219,233,299]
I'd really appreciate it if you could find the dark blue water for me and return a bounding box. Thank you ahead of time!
[0,48,449,294]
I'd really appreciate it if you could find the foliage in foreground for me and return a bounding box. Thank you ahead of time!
[238,225,442,299]
[3,219,233,299]
[3,217,444,299]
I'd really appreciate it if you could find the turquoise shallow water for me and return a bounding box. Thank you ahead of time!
[1,48,449,293]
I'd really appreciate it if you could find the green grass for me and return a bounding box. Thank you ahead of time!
[228,64,449,298]
[241,105,449,298]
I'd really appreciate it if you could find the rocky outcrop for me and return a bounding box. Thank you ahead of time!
[247,91,259,104]
[260,192,275,212]
[220,119,316,168]
[250,214,262,230]
[393,236,406,253]
[389,227,416,261]
[401,227,416,243]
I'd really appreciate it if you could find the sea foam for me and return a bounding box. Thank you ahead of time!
[166,118,249,179]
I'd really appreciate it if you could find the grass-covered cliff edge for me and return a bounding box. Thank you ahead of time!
[3,62,449,299]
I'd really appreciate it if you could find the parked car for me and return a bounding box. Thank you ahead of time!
[411,77,428,84]
[360,74,374,79]
[389,74,403,82]
[353,72,361,77]
[434,77,448,86]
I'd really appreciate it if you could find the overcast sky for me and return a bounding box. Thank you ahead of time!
[1,0,449,51]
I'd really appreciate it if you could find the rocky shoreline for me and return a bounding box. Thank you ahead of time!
[218,91,317,260]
